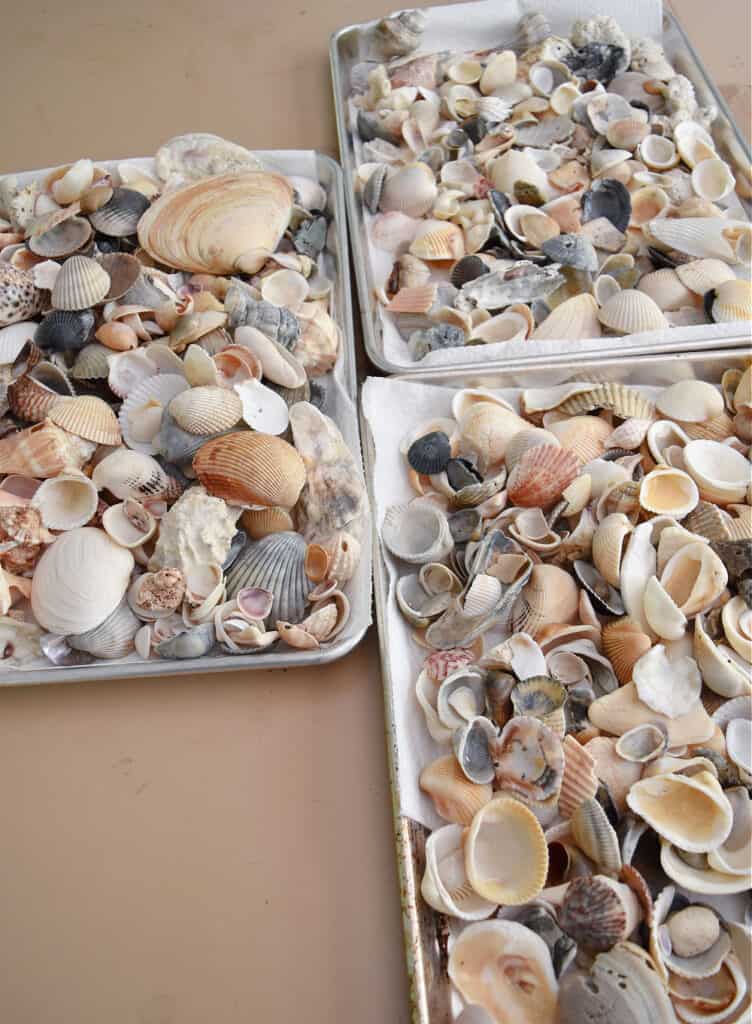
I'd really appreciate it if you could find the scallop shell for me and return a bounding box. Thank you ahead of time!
[556,382,655,421]
[448,921,558,1024]
[598,289,669,334]
[67,598,140,659]
[548,415,612,465]
[465,796,549,905]
[0,421,91,477]
[645,217,747,263]
[31,470,98,531]
[224,530,308,624]
[92,449,168,501]
[118,373,188,454]
[420,824,496,921]
[48,394,120,446]
[90,187,150,237]
[193,432,305,509]
[50,255,110,311]
[419,753,492,825]
[31,526,134,635]
[240,505,295,540]
[532,294,601,341]
[507,444,580,508]
[626,770,733,853]
[675,259,736,296]
[137,172,294,275]
[559,734,599,819]
[167,385,242,436]
[494,715,564,803]
[559,875,642,952]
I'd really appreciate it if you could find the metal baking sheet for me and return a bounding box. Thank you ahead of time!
[0,151,371,685]
[361,348,752,1024]
[331,3,752,375]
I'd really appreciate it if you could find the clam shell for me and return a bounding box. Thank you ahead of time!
[419,753,492,825]
[559,875,642,952]
[49,394,121,446]
[615,723,668,763]
[675,259,736,295]
[507,444,579,508]
[31,470,98,531]
[660,839,751,894]
[458,402,527,472]
[626,770,733,853]
[118,373,188,454]
[709,279,752,323]
[66,597,140,660]
[691,158,735,202]
[168,385,242,435]
[532,293,601,341]
[193,432,305,509]
[465,796,548,905]
[224,530,308,623]
[381,502,453,564]
[598,289,669,334]
[548,414,611,464]
[234,325,306,389]
[639,467,699,519]
[513,563,579,637]
[240,505,295,540]
[137,172,294,275]
[92,449,168,501]
[637,269,696,312]
[380,162,438,219]
[656,381,724,424]
[31,526,134,635]
[643,575,687,641]
[559,733,599,819]
[28,216,92,259]
[645,217,747,263]
[35,309,96,353]
[420,824,496,921]
[50,255,110,311]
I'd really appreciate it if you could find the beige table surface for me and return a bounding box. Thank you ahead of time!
[0,2,748,1022]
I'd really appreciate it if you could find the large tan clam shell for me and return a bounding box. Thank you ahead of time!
[588,681,715,745]
[626,770,733,853]
[137,172,294,275]
[465,796,548,905]
[548,415,612,465]
[168,386,242,435]
[31,526,134,635]
[193,432,305,509]
[50,395,122,446]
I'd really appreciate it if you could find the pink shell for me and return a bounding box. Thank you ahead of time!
[423,647,476,684]
[507,444,580,508]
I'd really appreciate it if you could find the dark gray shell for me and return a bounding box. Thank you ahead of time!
[582,179,632,234]
[224,285,300,348]
[292,215,327,257]
[89,188,150,237]
[407,430,451,475]
[542,234,599,272]
[450,255,489,290]
[564,42,629,82]
[574,559,625,615]
[363,164,388,214]
[407,323,465,360]
[224,531,309,624]
[35,309,96,352]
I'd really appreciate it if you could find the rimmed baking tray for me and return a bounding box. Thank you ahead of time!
[331,2,752,375]
[0,151,371,685]
[361,348,752,1024]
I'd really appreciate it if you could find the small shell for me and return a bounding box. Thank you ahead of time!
[601,617,653,684]
[30,470,98,531]
[234,325,306,389]
[235,379,289,436]
[89,187,150,237]
[409,219,465,261]
[380,163,438,220]
[708,279,752,324]
[548,414,611,464]
[465,796,548,905]
[592,514,633,588]
[419,753,492,825]
[49,395,121,445]
[118,373,188,454]
[639,467,699,519]
[559,874,642,952]
[28,216,92,259]
[168,385,242,435]
[615,723,668,763]
[240,505,295,540]
[92,449,168,501]
[50,255,110,311]
[532,294,601,341]
[102,498,157,549]
[639,135,678,171]
[656,381,724,424]
[507,444,580,508]
[660,541,728,617]
[260,269,309,312]
[494,715,564,803]
[96,321,138,352]
[675,259,736,296]
[643,575,687,641]
[421,823,496,921]
[571,797,622,874]
[691,158,735,202]
[637,269,696,312]
[381,502,453,564]
[559,734,599,819]
[598,289,668,334]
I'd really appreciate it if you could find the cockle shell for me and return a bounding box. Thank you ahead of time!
[656,381,724,424]
[67,597,140,659]
[559,735,599,819]
[675,259,736,296]
[548,415,612,465]
[137,172,293,275]
[513,562,579,639]
[592,514,633,589]
[419,753,492,825]
[409,219,465,261]
[31,470,98,531]
[193,432,305,509]
[457,402,527,473]
[559,875,642,951]
[49,395,121,446]
[639,467,699,519]
[50,255,110,311]
[626,770,733,853]
[507,444,579,508]
[168,385,242,435]
[598,289,669,334]
[532,294,601,341]
[224,530,308,624]
[31,526,134,635]
[448,920,558,1024]
[465,796,548,905]
[420,824,496,921]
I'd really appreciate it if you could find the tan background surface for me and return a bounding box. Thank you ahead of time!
[0,3,748,1023]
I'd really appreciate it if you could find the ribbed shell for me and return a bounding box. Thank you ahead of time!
[637,269,695,312]
[119,374,188,454]
[675,259,736,295]
[559,734,599,819]
[532,293,601,340]
[8,373,66,422]
[89,188,150,237]
[548,415,612,464]
[507,443,580,507]
[557,382,655,420]
[193,432,305,508]
[68,598,140,658]
[28,216,92,259]
[50,395,122,445]
[240,505,295,539]
[409,222,464,261]
[225,531,308,623]
[559,875,633,951]
[598,289,669,334]
[602,617,653,684]
[51,255,111,311]
[711,279,752,323]
[169,385,242,435]
[35,309,96,352]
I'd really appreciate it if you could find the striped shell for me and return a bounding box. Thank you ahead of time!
[602,617,653,685]
[557,382,655,421]
[193,432,306,508]
[598,288,668,334]
[240,505,296,540]
[50,255,110,311]
[559,734,599,819]
[225,530,309,623]
[507,444,580,507]
[50,395,122,446]
[168,385,242,435]
[548,415,612,464]
[0,421,90,477]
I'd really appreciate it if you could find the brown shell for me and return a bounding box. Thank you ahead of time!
[193,432,306,508]
[7,374,65,423]
[602,617,653,684]
[50,395,122,446]
[559,734,599,819]
[240,505,296,539]
[559,875,638,951]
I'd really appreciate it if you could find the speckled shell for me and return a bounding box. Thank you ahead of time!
[50,395,122,446]
[0,264,45,326]
[168,386,242,435]
[224,530,309,623]
[193,432,306,508]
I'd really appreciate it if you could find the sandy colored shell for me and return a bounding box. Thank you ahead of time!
[419,754,492,825]
[626,770,733,853]
[50,255,110,311]
[464,796,548,905]
[50,395,122,446]
[193,431,306,509]
[240,505,295,540]
[168,386,242,435]
[548,415,612,464]
[532,293,601,341]
[0,421,91,477]
[602,617,652,684]
[556,382,655,421]
[137,172,294,275]
[559,734,599,819]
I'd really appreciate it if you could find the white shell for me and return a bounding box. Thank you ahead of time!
[691,157,735,202]
[118,373,188,454]
[633,643,702,718]
[643,575,687,641]
[234,325,307,389]
[259,269,309,312]
[31,470,98,531]
[420,824,496,920]
[92,449,168,501]
[627,770,733,853]
[646,217,748,263]
[184,344,220,386]
[694,613,752,699]
[683,440,751,504]
[660,541,727,618]
[638,135,678,171]
[102,499,157,549]
[107,348,157,399]
[381,502,453,564]
[639,467,699,519]
[655,380,724,423]
[234,379,289,435]
[723,595,752,663]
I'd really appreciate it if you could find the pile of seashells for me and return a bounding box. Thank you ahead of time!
[350,10,751,360]
[381,373,752,1023]
[0,133,365,669]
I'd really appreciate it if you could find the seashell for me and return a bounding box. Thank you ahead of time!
[675,259,736,296]
[421,823,496,921]
[67,597,140,659]
[386,283,437,316]
[645,217,747,263]
[240,505,294,541]
[89,187,150,238]
[531,293,601,341]
[379,163,438,219]
[97,253,142,302]
[419,753,492,825]
[570,796,622,873]
[656,381,724,425]
[259,268,308,312]
[707,278,752,324]
[508,507,562,554]
[453,715,497,784]
[721,595,752,664]
[154,134,263,182]
[184,344,219,387]
[514,563,579,638]
[138,172,293,275]
[643,575,687,641]
[548,415,611,464]
[8,360,75,423]
[35,309,96,353]
[0,421,91,477]
[381,502,452,565]
[232,379,288,436]
[407,430,451,476]
[727,717,752,777]
[470,310,529,344]
[606,117,649,150]
[591,148,631,178]
[598,288,668,334]
[707,786,752,876]
[465,796,548,906]
[193,432,304,509]
[691,158,735,202]
[102,498,157,549]
[541,233,597,272]
[234,325,306,389]
[31,526,134,635]
[480,50,517,94]
[626,770,733,853]
[660,839,750,895]
[167,385,242,436]
[582,178,631,234]
[589,681,715,746]
[639,467,699,519]
[504,204,559,246]
[155,622,214,659]
[592,514,634,589]
[92,448,168,501]
[560,874,642,952]
[457,402,527,472]
[409,219,464,261]
[147,485,238,575]
[638,135,679,171]
[507,444,579,508]
[494,715,564,803]
[50,255,110,311]
[505,428,560,472]
[550,81,580,115]
[28,216,92,260]
[118,373,187,455]
[633,642,702,719]
[660,542,727,618]
[95,321,138,352]
[48,394,121,446]
[630,185,671,226]
[616,723,668,764]
[448,920,558,1024]
[224,531,308,624]
[602,617,653,685]
[559,734,599,818]
[31,470,98,531]
[490,149,549,196]
[511,675,567,735]
[637,269,696,312]
[572,559,624,616]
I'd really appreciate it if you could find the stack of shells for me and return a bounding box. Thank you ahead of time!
[351,10,751,360]
[0,132,366,667]
[381,369,752,1024]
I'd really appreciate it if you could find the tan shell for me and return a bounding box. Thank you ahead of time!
[240,505,295,540]
[660,541,728,617]
[50,255,110,311]
[137,172,294,275]
[234,325,307,389]
[592,513,634,588]
[465,796,548,905]
[548,414,612,464]
[0,421,91,477]
[601,617,653,685]
[168,386,242,435]
[675,259,736,295]
[419,754,492,825]
[532,293,601,341]
[193,432,306,509]
[559,734,599,819]
[639,467,699,519]
[626,770,733,853]
[409,220,465,261]
[457,401,527,472]
[588,682,715,746]
[656,380,725,424]
[570,797,622,873]
[49,395,122,446]
[514,563,579,637]
[598,289,669,334]
[637,269,696,312]
[31,470,98,531]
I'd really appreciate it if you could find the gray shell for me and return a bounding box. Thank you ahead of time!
[455,262,564,311]
[224,531,309,624]
[224,284,300,348]
[68,599,140,659]
[155,622,215,660]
